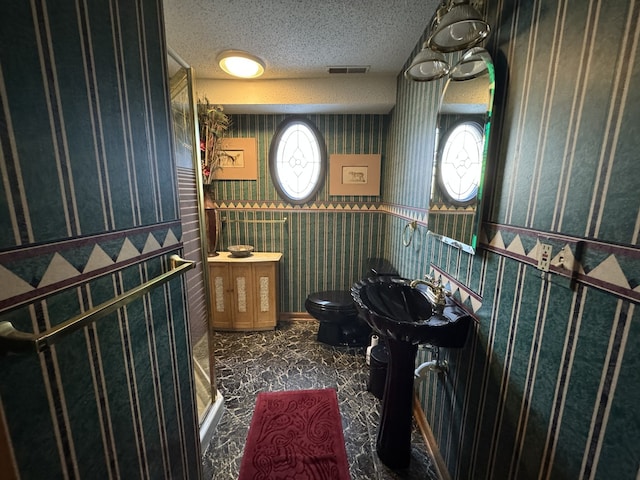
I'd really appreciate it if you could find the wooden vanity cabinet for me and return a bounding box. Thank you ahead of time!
[208,252,282,331]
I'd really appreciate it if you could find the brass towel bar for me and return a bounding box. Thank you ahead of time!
[222,217,287,224]
[0,255,195,356]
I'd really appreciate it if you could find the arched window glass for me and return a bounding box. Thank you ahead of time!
[438,120,484,205]
[269,117,326,204]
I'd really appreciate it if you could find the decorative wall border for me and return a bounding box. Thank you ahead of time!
[382,205,640,305]
[209,201,640,305]
[481,222,640,304]
[429,264,483,316]
[212,201,432,219]
[212,200,383,212]
[0,221,183,314]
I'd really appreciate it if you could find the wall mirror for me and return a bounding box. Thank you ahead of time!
[428,47,495,254]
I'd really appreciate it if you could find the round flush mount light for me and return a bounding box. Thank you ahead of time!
[217,50,265,78]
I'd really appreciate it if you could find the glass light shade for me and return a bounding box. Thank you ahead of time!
[450,47,490,80]
[404,46,450,82]
[428,3,490,53]
[217,50,265,78]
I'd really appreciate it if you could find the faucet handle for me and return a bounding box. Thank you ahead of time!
[427,276,451,307]
[423,274,445,290]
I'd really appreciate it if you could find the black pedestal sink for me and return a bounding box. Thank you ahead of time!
[352,276,471,469]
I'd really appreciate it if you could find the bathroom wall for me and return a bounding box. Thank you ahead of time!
[207,114,388,312]
[0,1,200,478]
[385,0,640,479]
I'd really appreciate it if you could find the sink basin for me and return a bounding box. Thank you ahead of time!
[351,276,472,469]
[351,276,471,347]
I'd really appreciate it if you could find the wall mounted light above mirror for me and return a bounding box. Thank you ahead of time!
[404,0,490,82]
[427,0,490,53]
[404,44,450,81]
[428,47,495,254]
[403,0,493,255]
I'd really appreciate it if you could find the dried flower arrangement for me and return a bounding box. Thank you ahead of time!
[197,99,231,184]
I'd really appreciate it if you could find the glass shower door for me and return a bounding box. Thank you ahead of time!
[167,53,216,426]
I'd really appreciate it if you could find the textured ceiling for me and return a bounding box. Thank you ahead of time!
[163,0,437,80]
[162,0,439,113]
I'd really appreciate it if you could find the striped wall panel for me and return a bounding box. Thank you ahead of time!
[0,257,199,479]
[208,113,387,204]
[0,1,200,478]
[215,207,386,312]
[203,113,390,311]
[383,0,640,479]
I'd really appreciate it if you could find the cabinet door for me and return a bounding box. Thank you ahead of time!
[253,262,278,329]
[229,263,255,330]
[210,264,233,329]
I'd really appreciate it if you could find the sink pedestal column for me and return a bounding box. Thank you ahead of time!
[376,337,418,469]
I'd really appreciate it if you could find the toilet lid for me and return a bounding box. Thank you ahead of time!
[306,290,356,311]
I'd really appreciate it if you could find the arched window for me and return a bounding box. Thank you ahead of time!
[437,120,484,205]
[269,117,326,204]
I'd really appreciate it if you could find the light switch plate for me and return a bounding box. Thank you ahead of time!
[551,244,575,273]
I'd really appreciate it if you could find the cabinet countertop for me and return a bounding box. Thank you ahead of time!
[208,252,283,263]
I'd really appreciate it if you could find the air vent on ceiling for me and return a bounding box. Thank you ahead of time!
[327,65,370,74]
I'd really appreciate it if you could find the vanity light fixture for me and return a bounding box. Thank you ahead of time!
[428,0,490,53]
[449,46,490,80]
[405,0,490,82]
[217,50,265,78]
[404,42,450,81]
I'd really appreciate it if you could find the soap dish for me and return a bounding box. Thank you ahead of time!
[228,245,254,258]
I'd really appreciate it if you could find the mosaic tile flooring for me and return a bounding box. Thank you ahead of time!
[200,320,439,479]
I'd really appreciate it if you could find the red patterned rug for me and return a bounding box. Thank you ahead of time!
[238,388,351,480]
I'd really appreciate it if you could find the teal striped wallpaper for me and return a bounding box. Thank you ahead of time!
[0,1,199,478]
[384,0,640,479]
[9,1,638,479]
[208,114,388,312]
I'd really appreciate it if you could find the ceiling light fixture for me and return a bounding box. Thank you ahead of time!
[217,50,265,78]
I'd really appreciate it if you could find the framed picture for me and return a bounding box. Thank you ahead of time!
[213,138,258,180]
[329,154,381,196]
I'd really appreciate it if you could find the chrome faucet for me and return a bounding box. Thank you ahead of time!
[409,275,448,314]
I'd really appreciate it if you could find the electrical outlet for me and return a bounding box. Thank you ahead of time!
[537,243,552,272]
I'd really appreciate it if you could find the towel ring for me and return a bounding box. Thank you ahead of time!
[402,221,417,247]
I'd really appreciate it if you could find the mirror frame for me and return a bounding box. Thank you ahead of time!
[428,47,495,254]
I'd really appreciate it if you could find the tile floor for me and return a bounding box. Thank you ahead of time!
[200,320,439,479]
